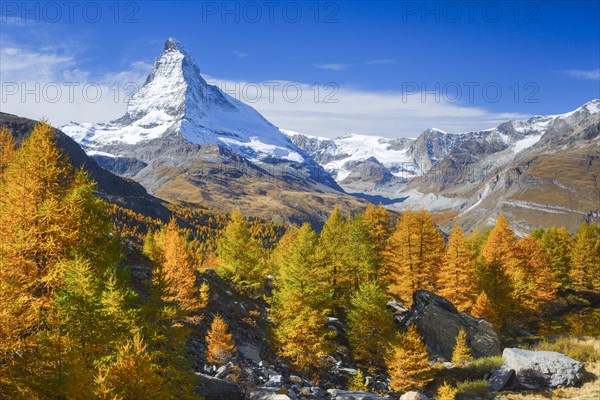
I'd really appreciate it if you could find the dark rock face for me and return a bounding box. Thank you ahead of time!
[501,348,586,390]
[400,290,501,360]
[488,366,515,391]
[196,373,243,400]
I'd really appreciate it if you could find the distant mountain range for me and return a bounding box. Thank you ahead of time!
[53,38,598,232]
[287,101,600,233]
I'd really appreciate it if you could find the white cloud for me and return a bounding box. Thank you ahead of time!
[366,59,395,65]
[233,50,248,59]
[565,69,600,80]
[205,77,529,138]
[0,41,149,125]
[1,37,530,138]
[314,63,348,71]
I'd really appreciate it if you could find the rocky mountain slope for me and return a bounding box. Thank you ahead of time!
[62,38,364,225]
[0,112,170,220]
[288,101,600,232]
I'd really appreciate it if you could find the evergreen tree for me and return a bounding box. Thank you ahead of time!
[347,281,394,373]
[437,222,477,312]
[217,209,265,295]
[206,314,236,365]
[451,329,473,366]
[570,221,600,291]
[386,325,433,392]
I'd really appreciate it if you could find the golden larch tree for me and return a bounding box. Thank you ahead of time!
[510,236,557,314]
[386,325,433,393]
[570,221,600,291]
[385,209,445,305]
[206,314,236,365]
[347,281,395,373]
[437,222,478,311]
[451,329,473,366]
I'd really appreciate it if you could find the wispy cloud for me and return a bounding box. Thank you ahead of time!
[205,76,530,138]
[233,50,248,59]
[366,59,395,65]
[565,69,600,80]
[314,63,348,71]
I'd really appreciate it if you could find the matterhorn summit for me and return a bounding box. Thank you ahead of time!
[63,37,303,163]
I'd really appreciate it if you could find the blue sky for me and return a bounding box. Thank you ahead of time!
[1,0,599,137]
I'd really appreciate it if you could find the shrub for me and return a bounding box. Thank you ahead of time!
[455,379,491,400]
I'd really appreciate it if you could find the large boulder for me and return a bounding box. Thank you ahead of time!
[400,290,501,360]
[327,389,388,400]
[196,373,243,400]
[502,348,586,389]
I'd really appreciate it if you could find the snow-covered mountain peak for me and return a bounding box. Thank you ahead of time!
[63,38,303,162]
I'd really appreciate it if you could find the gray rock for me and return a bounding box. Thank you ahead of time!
[249,388,292,400]
[399,392,429,400]
[238,343,262,362]
[215,361,235,379]
[488,366,515,391]
[502,348,586,389]
[266,374,283,387]
[327,389,387,400]
[401,290,501,360]
[196,372,243,400]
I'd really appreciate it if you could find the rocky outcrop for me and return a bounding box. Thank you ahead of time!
[400,290,501,360]
[196,373,243,400]
[501,348,586,389]
[488,366,515,391]
[327,389,387,400]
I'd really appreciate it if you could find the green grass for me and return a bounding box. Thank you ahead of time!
[455,379,491,400]
[464,356,503,377]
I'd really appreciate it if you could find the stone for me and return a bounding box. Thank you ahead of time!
[488,366,515,391]
[238,343,262,362]
[289,375,303,384]
[399,392,429,400]
[327,389,387,400]
[400,290,501,360]
[501,348,586,389]
[249,388,292,400]
[196,372,243,400]
[215,361,235,379]
[266,374,283,387]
